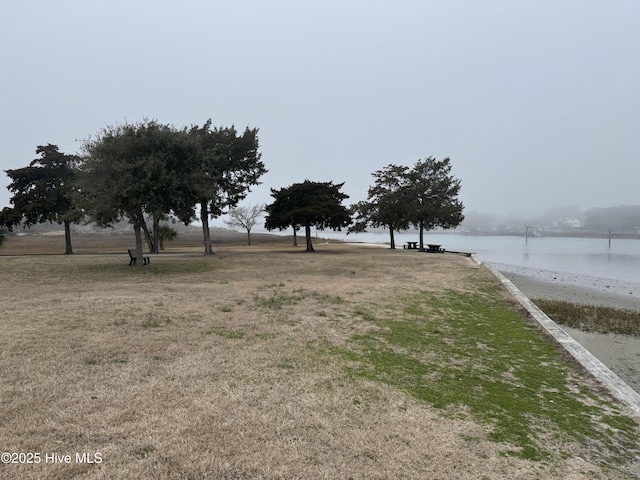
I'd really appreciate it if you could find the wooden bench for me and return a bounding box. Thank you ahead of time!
[128,249,150,266]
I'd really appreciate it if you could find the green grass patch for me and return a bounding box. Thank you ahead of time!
[253,290,305,309]
[132,444,156,459]
[254,332,277,340]
[252,286,344,311]
[533,299,640,336]
[205,327,245,339]
[338,275,639,461]
[277,362,296,370]
[141,312,172,328]
[353,306,377,322]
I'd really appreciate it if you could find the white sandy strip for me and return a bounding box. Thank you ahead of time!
[343,241,389,248]
[475,256,640,418]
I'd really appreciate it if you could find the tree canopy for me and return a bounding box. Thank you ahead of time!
[80,120,192,262]
[4,144,82,254]
[187,121,266,254]
[404,157,464,249]
[3,122,463,259]
[78,119,266,263]
[350,164,411,249]
[265,180,351,252]
[351,157,464,249]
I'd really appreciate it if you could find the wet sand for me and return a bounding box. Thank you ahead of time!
[490,262,640,312]
[501,271,640,312]
[492,263,640,393]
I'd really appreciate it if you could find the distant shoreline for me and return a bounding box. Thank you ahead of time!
[335,227,640,240]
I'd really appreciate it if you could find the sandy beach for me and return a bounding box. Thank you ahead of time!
[492,262,640,393]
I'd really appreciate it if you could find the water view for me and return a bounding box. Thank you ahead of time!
[317,230,640,294]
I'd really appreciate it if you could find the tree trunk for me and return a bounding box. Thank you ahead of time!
[64,220,73,255]
[419,222,425,251]
[141,221,154,253]
[292,227,298,247]
[389,226,395,249]
[246,228,251,246]
[200,201,214,255]
[134,216,144,268]
[304,225,314,252]
[152,214,160,254]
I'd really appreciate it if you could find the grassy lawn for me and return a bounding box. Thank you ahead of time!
[1,234,639,479]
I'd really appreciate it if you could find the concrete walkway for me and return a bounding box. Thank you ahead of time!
[478,258,640,418]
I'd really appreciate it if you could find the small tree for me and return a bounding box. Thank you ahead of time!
[265,180,351,252]
[0,207,14,247]
[5,144,82,254]
[225,203,264,245]
[0,206,21,231]
[154,224,178,250]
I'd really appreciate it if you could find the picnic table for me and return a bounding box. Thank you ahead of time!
[404,241,419,250]
[426,244,445,253]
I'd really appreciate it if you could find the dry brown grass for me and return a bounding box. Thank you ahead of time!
[1,232,639,479]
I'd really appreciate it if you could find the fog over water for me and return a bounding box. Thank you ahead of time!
[2,2,640,218]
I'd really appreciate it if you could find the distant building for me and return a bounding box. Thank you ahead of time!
[552,217,582,229]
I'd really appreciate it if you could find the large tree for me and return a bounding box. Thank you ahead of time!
[349,164,411,249]
[5,144,82,254]
[80,120,193,265]
[404,156,464,250]
[80,119,265,261]
[187,121,266,255]
[264,180,351,252]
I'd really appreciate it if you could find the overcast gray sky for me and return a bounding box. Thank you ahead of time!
[2,1,639,221]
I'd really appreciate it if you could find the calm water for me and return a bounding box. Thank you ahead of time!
[318,230,640,285]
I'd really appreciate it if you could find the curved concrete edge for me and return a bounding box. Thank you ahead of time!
[472,255,640,418]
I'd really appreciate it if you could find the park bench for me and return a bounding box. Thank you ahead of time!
[128,248,150,266]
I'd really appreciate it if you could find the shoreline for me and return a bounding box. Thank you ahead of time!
[491,262,640,312]
[493,264,640,394]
